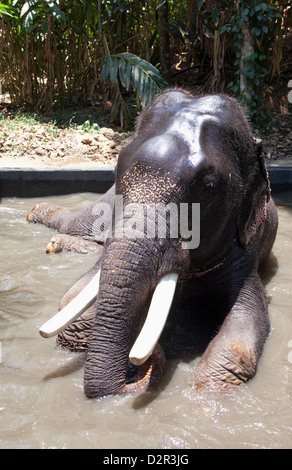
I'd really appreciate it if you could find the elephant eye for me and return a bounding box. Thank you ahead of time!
[205,180,214,188]
[203,173,217,189]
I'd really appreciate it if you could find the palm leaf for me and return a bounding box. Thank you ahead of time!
[0,2,17,17]
[45,0,66,22]
[109,56,118,83]
[118,58,131,90]
[20,0,39,18]
[102,52,168,112]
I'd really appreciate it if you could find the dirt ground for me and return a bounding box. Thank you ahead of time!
[0,120,133,168]
[0,101,291,169]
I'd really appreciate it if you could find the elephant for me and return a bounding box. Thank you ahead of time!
[27,88,278,399]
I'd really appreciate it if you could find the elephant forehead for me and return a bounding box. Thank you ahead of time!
[136,133,188,160]
[133,111,221,166]
[168,110,221,167]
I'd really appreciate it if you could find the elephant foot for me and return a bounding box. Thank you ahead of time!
[123,344,165,394]
[26,202,69,225]
[46,234,103,254]
[192,342,257,391]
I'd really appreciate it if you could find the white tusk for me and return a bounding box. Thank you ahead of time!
[129,272,178,366]
[39,270,101,338]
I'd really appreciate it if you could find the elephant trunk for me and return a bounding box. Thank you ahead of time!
[84,235,175,399]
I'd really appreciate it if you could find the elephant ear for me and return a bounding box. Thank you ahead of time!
[236,138,271,248]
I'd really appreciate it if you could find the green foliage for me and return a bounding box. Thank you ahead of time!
[103,52,168,108]
[19,0,66,31]
[0,0,100,109]
[77,120,100,134]
[221,0,285,112]
[102,52,169,128]
[0,2,16,16]
[0,0,290,127]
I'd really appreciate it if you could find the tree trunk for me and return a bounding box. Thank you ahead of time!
[240,22,254,103]
[157,0,171,82]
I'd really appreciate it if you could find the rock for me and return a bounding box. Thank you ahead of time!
[81,134,95,145]
[35,147,47,156]
[94,133,110,143]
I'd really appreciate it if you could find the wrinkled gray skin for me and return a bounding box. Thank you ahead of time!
[27,89,278,399]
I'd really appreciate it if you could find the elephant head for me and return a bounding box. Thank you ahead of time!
[36,89,277,398]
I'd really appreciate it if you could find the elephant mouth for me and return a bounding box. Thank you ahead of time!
[39,271,178,367]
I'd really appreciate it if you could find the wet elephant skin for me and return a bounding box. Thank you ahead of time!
[27,88,278,399]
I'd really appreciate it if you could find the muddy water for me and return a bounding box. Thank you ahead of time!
[0,193,292,449]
